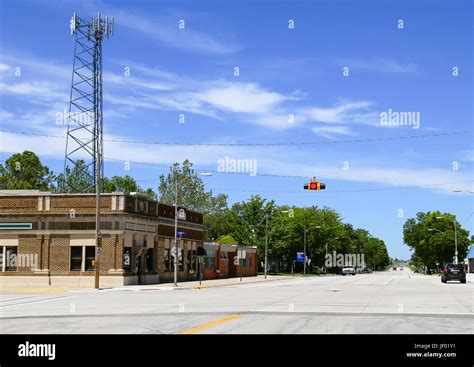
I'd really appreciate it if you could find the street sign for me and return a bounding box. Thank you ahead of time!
[176,231,186,236]
[171,246,182,259]
[0,223,32,230]
[296,252,304,263]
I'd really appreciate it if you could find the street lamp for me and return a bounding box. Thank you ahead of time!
[173,172,212,287]
[453,189,474,194]
[304,225,320,275]
[435,216,458,264]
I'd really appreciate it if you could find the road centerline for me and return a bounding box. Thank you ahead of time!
[177,314,244,334]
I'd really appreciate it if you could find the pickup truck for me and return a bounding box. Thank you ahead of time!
[342,266,356,276]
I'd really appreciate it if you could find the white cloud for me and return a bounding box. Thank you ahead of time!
[117,11,239,55]
[0,63,11,72]
[335,58,419,74]
[196,82,290,114]
[302,101,376,124]
[0,81,67,103]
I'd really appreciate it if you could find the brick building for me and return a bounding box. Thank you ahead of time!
[201,242,257,280]
[0,190,258,288]
[0,190,204,288]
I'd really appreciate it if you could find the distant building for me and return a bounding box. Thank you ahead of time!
[465,245,474,274]
[202,242,257,280]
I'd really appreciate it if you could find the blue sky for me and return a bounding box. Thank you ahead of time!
[0,0,472,259]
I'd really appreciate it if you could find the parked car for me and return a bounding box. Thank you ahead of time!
[392,267,397,271]
[360,267,373,273]
[441,263,466,284]
[342,266,356,276]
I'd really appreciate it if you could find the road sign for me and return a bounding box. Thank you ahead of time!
[296,252,304,263]
[176,231,186,236]
[171,247,182,259]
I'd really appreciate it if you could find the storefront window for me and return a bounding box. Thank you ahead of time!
[85,246,95,271]
[70,246,95,271]
[187,249,197,273]
[5,246,18,271]
[179,248,184,271]
[164,248,171,272]
[204,250,216,269]
[70,247,82,271]
[123,247,132,272]
[146,248,154,272]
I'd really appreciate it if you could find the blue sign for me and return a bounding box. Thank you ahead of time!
[296,252,305,263]
[176,231,186,236]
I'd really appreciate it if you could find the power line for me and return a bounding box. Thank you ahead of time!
[105,157,322,180]
[1,128,471,147]
[206,179,474,194]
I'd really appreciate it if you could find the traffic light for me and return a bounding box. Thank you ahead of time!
[197,246,207,256]
[304,177,326,191]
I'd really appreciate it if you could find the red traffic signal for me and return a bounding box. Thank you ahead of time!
[304,178,326,191]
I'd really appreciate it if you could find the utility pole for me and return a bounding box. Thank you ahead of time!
[174,178,179,286]
[303,228,307,275]
[94,152,101,289]
[264,216,268,279]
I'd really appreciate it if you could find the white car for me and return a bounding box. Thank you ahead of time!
[342,266,356,276]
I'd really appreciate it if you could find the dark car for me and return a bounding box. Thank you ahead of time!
[441,263,466,283]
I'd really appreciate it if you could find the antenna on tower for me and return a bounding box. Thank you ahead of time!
[63,13,115,193]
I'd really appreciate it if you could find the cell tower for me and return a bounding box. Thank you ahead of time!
[63,12,114,193]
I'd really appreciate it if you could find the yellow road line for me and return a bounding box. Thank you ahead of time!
[15,290,67,294]
[178,314,244,334]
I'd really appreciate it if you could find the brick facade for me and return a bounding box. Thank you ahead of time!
[0,191,203,287]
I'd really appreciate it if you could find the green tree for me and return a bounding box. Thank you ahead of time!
[403,211,470,269]
[102,175,156,199]
[0,151,55,190]
[158,160,227,212]
[216,234,238,245]
[55,160,94,193]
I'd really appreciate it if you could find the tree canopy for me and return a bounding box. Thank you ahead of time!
[403,211,470,269]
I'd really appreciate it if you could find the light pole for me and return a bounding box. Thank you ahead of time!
[453,189,474,194]
[303,226,320,275]
[264,216,268,279]
[428,228,442,267]
[173,172,212,287]
[435,216,458,264]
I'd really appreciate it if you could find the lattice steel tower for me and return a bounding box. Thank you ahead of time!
[63,12,114,193]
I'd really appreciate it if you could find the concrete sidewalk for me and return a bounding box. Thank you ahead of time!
[103,275,295,292]
[0,275,296,293]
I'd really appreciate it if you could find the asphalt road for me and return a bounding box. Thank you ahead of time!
[1,270,472,334]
